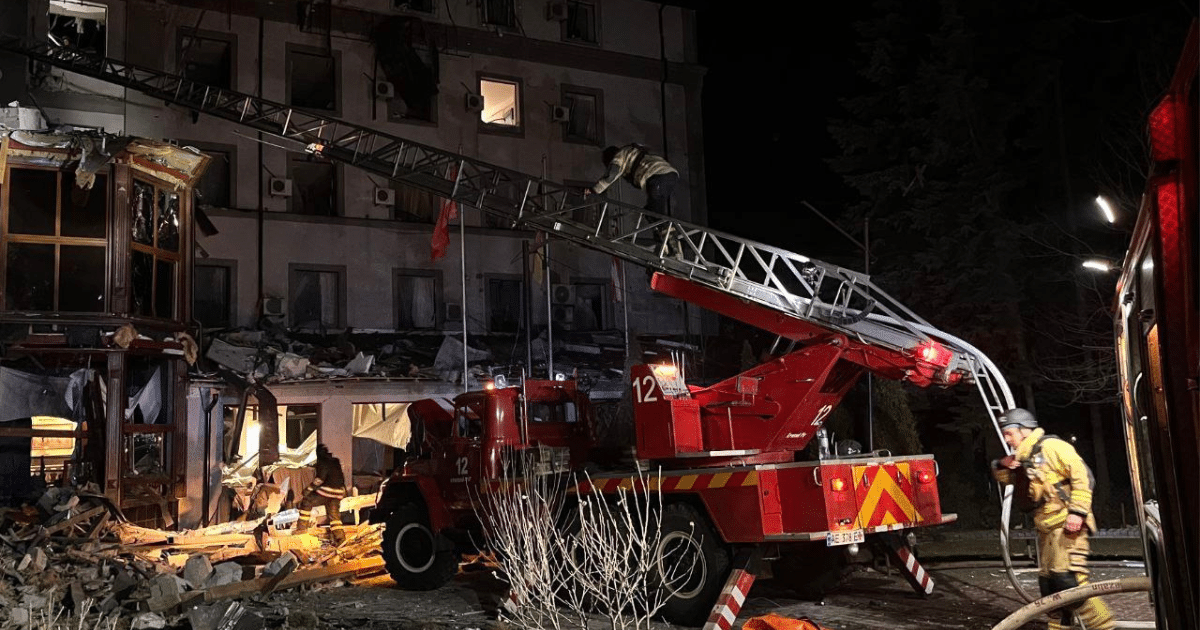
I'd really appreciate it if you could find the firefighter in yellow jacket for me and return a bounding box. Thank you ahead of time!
[297,443,347,543]
[992,408,1114,630]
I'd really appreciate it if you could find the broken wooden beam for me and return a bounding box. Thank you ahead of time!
[202,556,385,602]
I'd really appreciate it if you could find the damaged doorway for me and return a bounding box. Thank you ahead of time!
[223,403,320,512]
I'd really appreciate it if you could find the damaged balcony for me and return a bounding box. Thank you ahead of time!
[0,129,210,527]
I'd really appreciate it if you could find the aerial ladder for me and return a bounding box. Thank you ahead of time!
[0,38,1038,604]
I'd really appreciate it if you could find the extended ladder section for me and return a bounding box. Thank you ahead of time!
[0,39,1015,422]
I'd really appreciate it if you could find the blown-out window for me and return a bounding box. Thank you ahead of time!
[2,167,108,313]
[130,180,182,319]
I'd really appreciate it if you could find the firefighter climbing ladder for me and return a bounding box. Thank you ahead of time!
[0,39,1016,423]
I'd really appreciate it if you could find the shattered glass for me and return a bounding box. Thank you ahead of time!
[132,180,154,245]
[126,433,165,476]
[156,190,180,251]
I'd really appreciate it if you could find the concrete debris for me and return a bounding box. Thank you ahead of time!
[184,553,214,589]
[0,483,389,628]
[131,611,168,629]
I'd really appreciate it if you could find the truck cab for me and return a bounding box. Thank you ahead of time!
[371,378,593,589]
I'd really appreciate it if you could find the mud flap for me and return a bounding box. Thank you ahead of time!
[702,548,761,630]
[880,532,934,596]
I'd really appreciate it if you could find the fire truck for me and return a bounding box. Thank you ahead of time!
[0,37,1022,626]
[374,271,971,626]
[1112,21,1200,630]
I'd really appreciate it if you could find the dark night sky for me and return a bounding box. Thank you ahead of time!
[694,0,1195,269]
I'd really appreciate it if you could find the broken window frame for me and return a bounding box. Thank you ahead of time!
[193,258,237,329]
[393,268,443,330]
[0,165,110,314]
[129,178,183,320]
[224,404,320,461]
[180,140,236,209]
[385,44,440,126]
[288,263,347,330]
[482,0,518,29]
[176,28,236,92]
[286,45,342,115]
[478,74,524,137]
[47,0,108,58]
[287,155,341,217]
[570,279,612,331]
[561,0,600,45]
[561,84,604,146]
[485,274,524,333]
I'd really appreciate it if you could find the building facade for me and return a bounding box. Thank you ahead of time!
[0,0,707,528]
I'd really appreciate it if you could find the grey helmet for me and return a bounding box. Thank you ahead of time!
[998,408,1037,430]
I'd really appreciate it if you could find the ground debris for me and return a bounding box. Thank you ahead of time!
[1,483,388,628]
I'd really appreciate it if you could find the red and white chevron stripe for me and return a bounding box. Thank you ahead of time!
[895,544,934,595]
[702,568,756,630]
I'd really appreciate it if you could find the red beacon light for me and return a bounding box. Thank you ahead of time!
[914,340,953,368]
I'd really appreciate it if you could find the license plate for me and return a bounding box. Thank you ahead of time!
[826,529,865,547]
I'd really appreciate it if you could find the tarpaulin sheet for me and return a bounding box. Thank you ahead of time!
[0,367,73,422]
[351,403,413,449]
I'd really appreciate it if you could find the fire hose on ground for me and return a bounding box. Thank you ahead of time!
[990,577,1151,630]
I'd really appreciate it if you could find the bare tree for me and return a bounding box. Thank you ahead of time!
[477,460,695,630]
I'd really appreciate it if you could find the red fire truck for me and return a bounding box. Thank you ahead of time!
[373,266,982,626]
[1112,21,1200,630]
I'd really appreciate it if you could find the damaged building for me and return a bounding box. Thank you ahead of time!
[0,0,708,530]
[0,129,210,526]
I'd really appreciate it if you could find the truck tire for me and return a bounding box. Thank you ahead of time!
[654,503,730,626]
[382,503,458,590]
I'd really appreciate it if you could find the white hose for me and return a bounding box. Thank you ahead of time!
[990,577,1151,630]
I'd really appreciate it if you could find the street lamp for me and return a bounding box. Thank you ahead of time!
[1095,195,1117,224]
[1082,258,1116,272]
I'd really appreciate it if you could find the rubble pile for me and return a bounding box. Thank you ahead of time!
[200,325,696,396]
[0,485,385,630]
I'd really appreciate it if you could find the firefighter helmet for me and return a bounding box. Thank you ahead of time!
[998,408,1037,430]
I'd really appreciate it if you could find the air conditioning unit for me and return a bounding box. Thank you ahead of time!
[268,177,292,197]
[464,92,484,112]
[263,296,284,317]
[546,0,568,21]
[550,104,570,123]
[374,187,396,205]
[551,284,575,305]
[552,304,574,330]
[375,80,395,100]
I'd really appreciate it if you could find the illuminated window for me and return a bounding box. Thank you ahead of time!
[480,77,521,129]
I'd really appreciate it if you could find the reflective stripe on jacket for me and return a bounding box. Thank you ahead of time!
[591,145,677,194]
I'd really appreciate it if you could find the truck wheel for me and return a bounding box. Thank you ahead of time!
[654,503,730,626]
[382,503,458,590]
